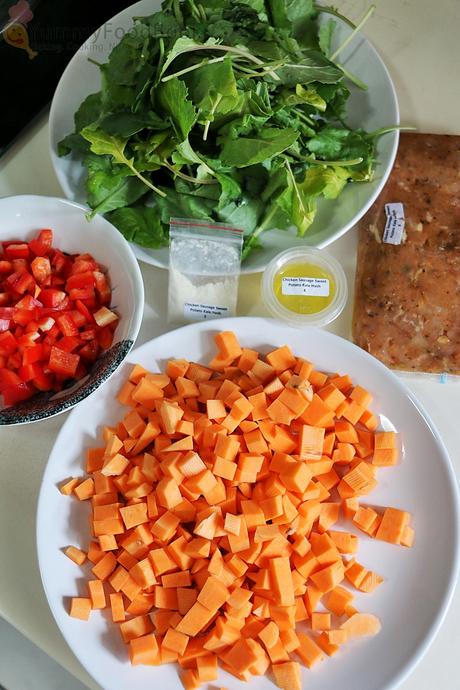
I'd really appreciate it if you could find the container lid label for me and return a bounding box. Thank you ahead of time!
[281,277,330,297]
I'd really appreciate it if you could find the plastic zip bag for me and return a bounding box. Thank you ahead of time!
[167,218,243,325]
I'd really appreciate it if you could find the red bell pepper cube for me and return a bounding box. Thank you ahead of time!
[93,271,111,305]
[31,256,51,284]
[2,381,35,405]
[58,336,81,353]
[56,312,78,337]
[70,310,87,329]
[51,250,73,277]
[48,346,80,377]
[33,365,53,391]
[65,271,96,290]
[4,243,30,260]
[68,286,95,301]
[22,343,44,365]
[14,295,42,311]
[12,309,38,327]
[28,229,53,256]
[79,340,99,362]
[97,326,114,350]
[0,367,22,391]
[17,332,40,346]
[0,330,18,355]
[39,289,67,308]
[70,256,98,274]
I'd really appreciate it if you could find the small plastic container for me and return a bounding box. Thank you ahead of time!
[262,247,348,328]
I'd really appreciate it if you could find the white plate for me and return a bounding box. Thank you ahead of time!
[49,1,399,273]
[37,317,459,690]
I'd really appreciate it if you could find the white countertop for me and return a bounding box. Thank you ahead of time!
[0,1,459,689]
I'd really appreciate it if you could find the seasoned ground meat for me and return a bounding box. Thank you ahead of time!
[353,133,460,374]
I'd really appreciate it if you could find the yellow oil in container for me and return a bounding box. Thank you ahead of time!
[273,262,336,315]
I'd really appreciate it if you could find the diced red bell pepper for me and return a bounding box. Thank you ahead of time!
[48,346,80,377]
[79,340,99,362]
[22,343,44,365]
[43,323,60,344]
[0,330,18,355]
[93,307,119,328]
[65,271,96,290]
[33,365,53,391]
[0,308,15,319]
[0,367,22,391]
[17,331,40,347]
[97,326,114,350]
[68,286,95,301]
[11,258,28,273]
[28,228,53,256]
[58,336,82,353]
[0,226,118,408]
[56,312,78,337]
[24,320,39,333]
[39,289,67,308]
[14,295,42,311]
[4,243,30,260]
[37,316,55,332]
[93,271,111,305]
[80,328,96,341]
[2,381,35,405]
[70,310,87,329]
[70,256,98,274]
[75,299,93,323]
[31,256,51,284]
[13,308,39,327]
[19,362,42,382]
[52,250,73,277]
[7,352,22,370]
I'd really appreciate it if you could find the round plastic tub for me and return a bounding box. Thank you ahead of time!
[262,247,348,328]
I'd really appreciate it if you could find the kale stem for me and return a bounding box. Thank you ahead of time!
[336,63,368,90]
[186,0,201,21]
[309,157,363,166]
[155,37,165,82]
[285,158,306,216]
[203,94,223,141]
[162,160,218,184]
[242,212,274,259]
[330,5,375,61]
[165,44,280,81]
[198,3,207,21]
[161,56,226,82]
[295,108,315,126]
[367,125,417,138]
[314,4,357,29]
[236,61,285,78]
[173,0,184,27]
[127,163,166,197]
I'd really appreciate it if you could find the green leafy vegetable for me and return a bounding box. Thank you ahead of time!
[220,128,299,167]
[58,0,395,259]
[107,206,168,247]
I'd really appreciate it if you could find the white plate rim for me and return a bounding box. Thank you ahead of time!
[36,316,459,690]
